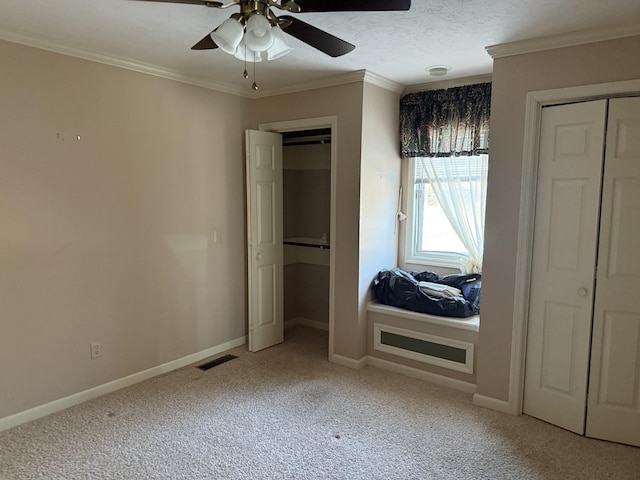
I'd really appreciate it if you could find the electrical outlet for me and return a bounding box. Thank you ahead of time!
[90,341,102,359]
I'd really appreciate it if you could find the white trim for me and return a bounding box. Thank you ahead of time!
[258,116,338,365]
[509,79,640,417]
[405,251,467,270]
[255,70,403,97]
[0,31,399,98]
[330,353,368,370]
[374,323,474,374]
[0,28,248,97]
[362,70,405,94]
[367,356,476,394]
[254,70,366,98]
[404,156,419,264]
[258,115,338,133]
[472,393,514,414]
[402,74,493,95]
[403,157,472,270]
[486,24,640,59]
[285,317,330,331]
[0,336,246,432]
[367,301,480,332]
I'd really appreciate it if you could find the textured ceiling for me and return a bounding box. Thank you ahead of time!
[1,0,640,96]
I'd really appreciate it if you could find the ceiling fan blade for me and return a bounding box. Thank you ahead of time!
[279,15,354,57]
[131,0,223,7]
[294,0,410,12]
[191,33,218,50]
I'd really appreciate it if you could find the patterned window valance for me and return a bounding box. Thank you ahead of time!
[400,82,491,158]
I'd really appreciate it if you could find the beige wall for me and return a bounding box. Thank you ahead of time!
[12,30,634,418]
[1,41,396,420]
[282,143,331,240]
[250,83,365,360]
[284,263,330,325]
[358,83,402,358]
[0,40,251,418]
[252,82,401,361]
[477,35,640,402]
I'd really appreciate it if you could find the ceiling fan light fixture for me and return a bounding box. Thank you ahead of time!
[265,25,293,60]
[244,13,274,52]
[140,0,413,90]
[234,39,263,63]
[210,17,244,54]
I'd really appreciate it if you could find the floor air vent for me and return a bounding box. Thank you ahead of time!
[197,354,237,371]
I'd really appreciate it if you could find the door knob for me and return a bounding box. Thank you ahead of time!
[578,287,588,297]
[256,253,262,260]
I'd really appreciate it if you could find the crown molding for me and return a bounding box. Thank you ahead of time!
[402,74,493,95]
[250,70,367,98]
[362,70,405,94]
[0,28,251,98]
[251,69,404,98]
[0,29,405,99]
[486,23,640,59]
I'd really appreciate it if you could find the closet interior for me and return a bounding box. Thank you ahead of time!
[282,129,331,330]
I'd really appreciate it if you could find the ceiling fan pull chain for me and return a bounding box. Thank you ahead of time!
[251,51,259,90]
[243,43,249,79]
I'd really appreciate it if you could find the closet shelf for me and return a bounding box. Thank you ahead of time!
[283,237,330,250]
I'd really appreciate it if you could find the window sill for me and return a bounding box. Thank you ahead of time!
[405,252,466,271]
[367,301,479,332]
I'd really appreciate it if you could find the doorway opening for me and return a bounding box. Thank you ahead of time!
[258,116,338,361]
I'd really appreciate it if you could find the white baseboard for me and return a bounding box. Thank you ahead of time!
[472,393,515,414]
[0,335,247,432]
[330,353,368,370]
[367,356,476,394]
[285,317,329,331]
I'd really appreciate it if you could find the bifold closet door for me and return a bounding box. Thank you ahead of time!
[523,100,607,434]
[586,97,640,447]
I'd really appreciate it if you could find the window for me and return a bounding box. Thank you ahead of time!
[405,155,488,270]
[399,82,491,272]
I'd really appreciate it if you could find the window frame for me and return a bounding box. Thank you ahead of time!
[404,157,472,270]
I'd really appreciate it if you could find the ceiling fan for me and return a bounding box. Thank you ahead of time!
[135,1,411,84]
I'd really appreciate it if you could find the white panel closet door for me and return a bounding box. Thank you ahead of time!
[586,97,640,447]
[523,100,607,434]
[246,129,284,352]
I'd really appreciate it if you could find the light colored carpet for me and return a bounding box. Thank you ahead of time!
[1,325,639,480]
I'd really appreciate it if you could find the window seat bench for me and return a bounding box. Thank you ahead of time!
[366,301,480,332]
[366,301,479,387]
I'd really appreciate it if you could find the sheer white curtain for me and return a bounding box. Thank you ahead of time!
[419,154,488,273]
[400,83,491,272]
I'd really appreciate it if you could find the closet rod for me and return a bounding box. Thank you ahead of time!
[283,240,330,249]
